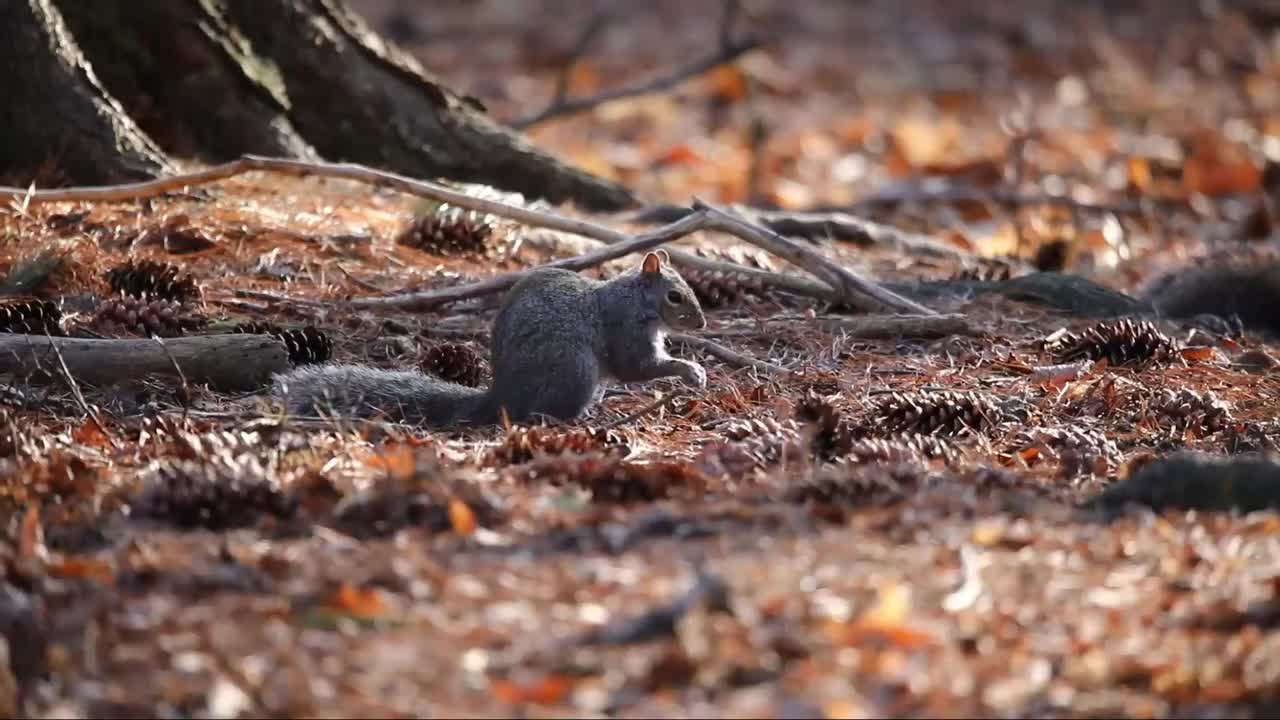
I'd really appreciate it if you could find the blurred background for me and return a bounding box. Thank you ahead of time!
[347,0,1277,216]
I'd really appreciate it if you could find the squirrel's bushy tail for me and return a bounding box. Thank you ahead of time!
[273,364,498,427]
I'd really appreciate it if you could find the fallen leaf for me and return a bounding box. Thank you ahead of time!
[18,504,45,562]
[449,498,477,536]
[701,64,748,102]
[48,555,114,584]
[71,419,112,448]
[1179,346,1215,363]
[326,583,392,620]
[490,673,574,706]
[366,445,418,479]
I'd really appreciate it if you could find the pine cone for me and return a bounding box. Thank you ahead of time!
[867,390,1000,437]
[844,435,959,466]
[510,454,706,504]
[1045,319,1178,367]
[396,206,496,257]
[687,268,772,309]
[232,323,333,366]
[131,455,296,531]
[104,259,200,302]
[89,297,206,337]
[698,417,803,475]
[422,342,488,387]
[1152,388,1233,434]
[488,426,631,466]
[794,392,858,460]
[0,299,62,336]
[784,463,929,506]
[692,246,774,270]
[1013,426,1116,478]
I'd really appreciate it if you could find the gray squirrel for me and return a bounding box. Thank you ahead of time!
[274,250,707,427]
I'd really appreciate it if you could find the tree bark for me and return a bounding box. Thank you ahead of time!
[218,0,635,211]
[55,0,320,162]
[0,0,173,185]
[0,333,291,391]
[0,0,634,211]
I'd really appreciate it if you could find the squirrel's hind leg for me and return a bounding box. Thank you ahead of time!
[509,353,601,423]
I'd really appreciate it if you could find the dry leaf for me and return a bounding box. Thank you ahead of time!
[71,419,112,448]
[448,498,477,536]
[19,504,45,562]
[48,554,115,584]
[327,583,392,620]
[655,143,707,167]
[1178,346,1215,363]
[702,64,748,102]
[490,673,574,706]
[366,445,418,479]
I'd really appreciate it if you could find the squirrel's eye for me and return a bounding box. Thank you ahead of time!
[665,290,683,304]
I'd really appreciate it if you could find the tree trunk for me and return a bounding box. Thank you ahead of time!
[55,0,320,163]
[0,0,173,185]
[0,0,636,212]
[219,0,635,210]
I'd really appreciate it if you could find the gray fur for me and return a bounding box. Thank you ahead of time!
[273,252,707,428]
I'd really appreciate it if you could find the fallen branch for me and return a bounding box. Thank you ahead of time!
[845,181,1171,216]
[671,333,791,375]
[627,202,966,259]
[0,334,290,391]
[511,0,758,129]
[696,201,935,314]
[347,210,713,310]
[0,155,927,313]
[812,313,981,339]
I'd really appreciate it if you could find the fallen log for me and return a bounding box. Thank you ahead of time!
[0,334,290,392]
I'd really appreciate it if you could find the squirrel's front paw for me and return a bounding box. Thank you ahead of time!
[677,360,707,388]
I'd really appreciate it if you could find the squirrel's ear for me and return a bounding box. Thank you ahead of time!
[655,249,670,264]
[641,252,662,275]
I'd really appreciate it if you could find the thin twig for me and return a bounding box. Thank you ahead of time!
[150,336,191,420]
[602,391,688,430]
[336,264,386,293]
[511,7,760,129]
[38,334,118,450]
[549,12,614,109]
[347,210,713,310]
[670,333,791,374]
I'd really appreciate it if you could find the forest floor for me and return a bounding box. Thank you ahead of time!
[4,0,1280,717]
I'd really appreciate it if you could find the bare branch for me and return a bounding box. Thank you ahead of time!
[626,202,968,259]
[812,313,981,339]
[346,210,713,310]
[549,12,614,109]
[0,155,932,314]
[694,200,936,314]
[511,6,760,131]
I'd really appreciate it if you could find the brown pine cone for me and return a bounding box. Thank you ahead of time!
[421,342,488,388]
[0,299,62,336]
[396,206,496,257]
[104,258,201,302]
[1045,319,1178,367]
[867,390,1000,437]
[89,297,206,338]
